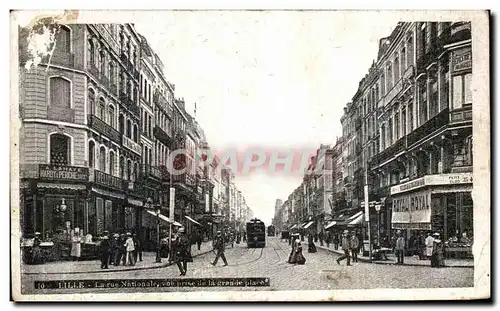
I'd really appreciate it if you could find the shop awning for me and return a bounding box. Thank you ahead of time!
[346,211,364,221]
[303,221,314,229]
[325,221,337,230]
[299,222,308,229]
[347,213,364,227]
[185,215,203,226]
[290,224,298,230]
[145,210,183,226]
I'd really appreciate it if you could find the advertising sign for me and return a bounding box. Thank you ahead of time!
[39,165,89,182]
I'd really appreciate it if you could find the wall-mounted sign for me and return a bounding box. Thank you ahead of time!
[391,172,472,195]
[122,135,142,155]
[452,48,472,73]
[39,165,89,182]
[391,190,432,226]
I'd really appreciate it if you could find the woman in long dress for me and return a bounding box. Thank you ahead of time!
[71,231,82,261]
[288,234,298,263]
[308,234,317,253]
[293,239,306,265]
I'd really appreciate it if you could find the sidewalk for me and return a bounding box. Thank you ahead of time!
[317,244,473,268]
[22,241,214,275]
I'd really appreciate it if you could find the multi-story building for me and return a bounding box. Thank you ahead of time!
[19,23,143,236]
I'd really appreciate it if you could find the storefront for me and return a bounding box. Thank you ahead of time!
[390,172,473,243]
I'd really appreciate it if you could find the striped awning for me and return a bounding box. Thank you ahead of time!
[92,187,125,199]
[38,183,86,191]
[325,221,337,230]
[290,224,298,230]
[347,213,364,227]
[145,210,183,226]
[303,221,314,229]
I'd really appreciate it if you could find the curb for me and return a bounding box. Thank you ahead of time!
[22,249,214,275]
[317,246,473,268]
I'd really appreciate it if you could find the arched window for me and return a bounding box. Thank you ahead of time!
[99,97,106,120]
[88,39,95,65]
[88,140,95,168]
[133,51,137,65]
[119,114,125,134]
[108,105,115,128]
[50,133,70,165]
[55,25,70,53]
[49,77,71,108]
[108,61,113,80]
[127,159,132,180]
[109,151,115,175]
[119,156,125,178]
[126,119,132,138]
[133,124,138,143]
[88,88,95,114]
[99,146,106,172]
[99,50,106,74]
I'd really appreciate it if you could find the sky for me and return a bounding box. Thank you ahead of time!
[131,11,401,225]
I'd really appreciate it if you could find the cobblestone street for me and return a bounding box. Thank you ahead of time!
[22,237,473,294]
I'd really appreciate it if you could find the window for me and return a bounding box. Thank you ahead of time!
[401,108,407,137]
[88,88,95,114]
[452,73,472,109]
[49,77,71,108]
[127,159,132,180]
[126,119,132,138]
[387,63,393,90]
[99,50,105,74]
[133,124,138,143]
[119,157,125,178]
[99,146,106,172]
[419,81,428,125]
[430,74,439,117]
[50,134,70,165]
[380,72,386,95]
[109,62,115,83]
[394,56,400,82]
[407,35,414,65]
[401,47,406,71]
[88,39,95,65]
[108,105,115,128]
[119,114,124,134]
[98,98,106,120]
[109,151,115,175]
[408,102,413,131]
[421,23,427,54]
[88,141,95,168]
[394,111,400,140]
[55,25,70,53]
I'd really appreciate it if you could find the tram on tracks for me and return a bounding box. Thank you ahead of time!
[267,225,276,237]
[246,218,266,248]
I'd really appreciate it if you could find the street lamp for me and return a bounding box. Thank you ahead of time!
[375,204,381,247]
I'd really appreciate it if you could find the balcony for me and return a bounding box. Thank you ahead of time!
[377,136,407,165]
[87,114,121,144]
[91,169,124,191]
[141,164,162,180]
[122,135,142,155]
[450,105,472,124]
[407,108,449,147]
[120,52,139,81]
[119,92,140,116]
[154,125,172,146]
[153,90,174,117]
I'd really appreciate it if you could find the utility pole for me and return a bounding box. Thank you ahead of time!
[364,166,372,261]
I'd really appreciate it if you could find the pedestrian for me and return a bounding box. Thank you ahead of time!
[124,233,135,266]
[395,230,405,265]
[211,230,228,267]
[336,230,351,266]
[174,227,192,276]
[196,231,202,251]
[99,232,110,269]
[350,231,359,263]
[111,233,120,265]
[132,233,142,262]
[288,234,298,263]
[325,231,331,248]
[71,229,82,261]
[425,232,435,261]
[308,233,317,253]
[120,234,127,266]
[333,234,339,250]
[431,233,444,268]
[319,231,324,247]
[292,237,306,265]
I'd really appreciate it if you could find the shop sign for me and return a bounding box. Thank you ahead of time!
[452,48,472,73]
[39,165,89,182]
[391,172,472,195]
[205,193,210,213]
[391,190,432,225]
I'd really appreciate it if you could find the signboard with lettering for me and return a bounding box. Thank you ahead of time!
[391,190,432,227]
[205,193,210,213]
[39,165,89,182]
[391,172,473,195]
[452,48,472,74]
[94,170,123,190]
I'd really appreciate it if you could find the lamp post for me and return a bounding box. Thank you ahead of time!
[155,206,162,263]
[375,203,381,248]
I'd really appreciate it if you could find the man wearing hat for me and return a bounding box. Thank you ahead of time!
[395,230,405,265]
[212,230,228,267]
[124,232,135,266]
[99,231,111,269]
[336,230,352,266]
[174,227,192,276]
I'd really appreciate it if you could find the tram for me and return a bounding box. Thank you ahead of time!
[267,225,276,237]
[246,218,266,248]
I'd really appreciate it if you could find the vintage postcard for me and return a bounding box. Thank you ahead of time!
[10,9,490,301]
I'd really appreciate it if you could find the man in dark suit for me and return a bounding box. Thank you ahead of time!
[99,231,111,269]
[211,230,228,266]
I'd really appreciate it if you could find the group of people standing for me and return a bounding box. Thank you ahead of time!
[98,231,142,269]
[336,230,361,266]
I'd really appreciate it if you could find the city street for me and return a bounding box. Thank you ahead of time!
[21,237,473,295]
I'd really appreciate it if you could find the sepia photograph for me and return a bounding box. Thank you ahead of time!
[10,9,490,301]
